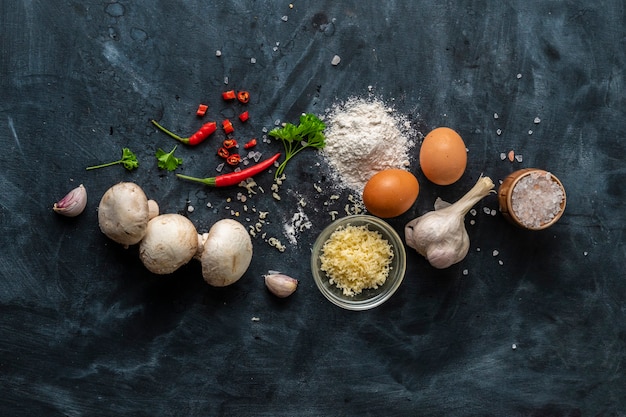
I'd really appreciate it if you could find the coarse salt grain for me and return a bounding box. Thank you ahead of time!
[511,172,564,228]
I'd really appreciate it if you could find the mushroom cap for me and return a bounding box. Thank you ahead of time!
[201,219,253,287]
[147,199,160,220]
[139,214,198,275]
[98,182,150,247]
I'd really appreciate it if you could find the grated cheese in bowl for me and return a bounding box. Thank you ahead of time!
[311,215,406,310]
[320,224,393,296]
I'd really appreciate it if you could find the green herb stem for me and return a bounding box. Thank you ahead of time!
[86,161,120,170]
[86,148,138,171]
[269,113,326,178]
[176,174,216,186]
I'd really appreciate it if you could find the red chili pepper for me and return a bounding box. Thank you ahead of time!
[196,104,208,117]
[217,147,230,158]
[222,90,236,100]
[176,153,281,187]
[222,119,234,134]
[226,154,241,166]
[238,111,249,122]
[222,138,238,149]
[237,91,250,104]
[151,120,216,146]
[243,138,257,149]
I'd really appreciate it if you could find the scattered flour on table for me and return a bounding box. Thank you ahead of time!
[283,205,312,245]
[322,97,415,195]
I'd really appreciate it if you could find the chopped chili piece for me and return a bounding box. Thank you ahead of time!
[196,104,208,117]
[217,147,230,158]
[243,138,257,149]
[222,90,236,100]
[176,153,281,187]
[226,154,241,166]
[222,119,234,134]
[238,111,249,122]
[223,138,238,149]
[237,91,250,104]
[151,120,216,146]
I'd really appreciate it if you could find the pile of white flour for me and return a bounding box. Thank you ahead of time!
[322,97,415,195]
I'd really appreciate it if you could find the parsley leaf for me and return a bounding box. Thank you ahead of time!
[86,147,138,171]
[120,148,139,171]
[155,145,183,171]
[268,113,326,178]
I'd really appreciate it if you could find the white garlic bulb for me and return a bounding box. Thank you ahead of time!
[405,176,494,269]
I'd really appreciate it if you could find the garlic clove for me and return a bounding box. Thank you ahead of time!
[53,184,87,217]
[264,272,298,298]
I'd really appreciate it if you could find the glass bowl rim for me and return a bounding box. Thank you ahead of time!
[310,214,407,311]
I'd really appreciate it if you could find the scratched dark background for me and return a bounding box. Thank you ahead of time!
[1,1,625,416]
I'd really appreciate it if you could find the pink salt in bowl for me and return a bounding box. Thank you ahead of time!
[498,168,567,230]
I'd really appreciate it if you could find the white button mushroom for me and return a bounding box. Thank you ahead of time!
[139,214,199,275]
[147,199,160,221]
[98,182,158,247]
[200,219,253,287]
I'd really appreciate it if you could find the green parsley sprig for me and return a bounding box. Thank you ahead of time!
[155,145,183,171]
[269,113,326,178]
[86,147,138,171]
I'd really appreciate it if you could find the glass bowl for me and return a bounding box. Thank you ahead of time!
[310,215,407,311]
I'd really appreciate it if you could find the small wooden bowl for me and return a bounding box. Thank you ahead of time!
[498,168,566,230]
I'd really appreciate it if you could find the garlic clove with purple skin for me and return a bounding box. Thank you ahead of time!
[264,272,298,298]
[53,184,87,217]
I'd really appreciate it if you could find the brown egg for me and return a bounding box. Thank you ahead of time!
[362,169,420,218]
[420,127,467,185]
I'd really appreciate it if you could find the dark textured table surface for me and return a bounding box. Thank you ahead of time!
[2,1,625,416]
